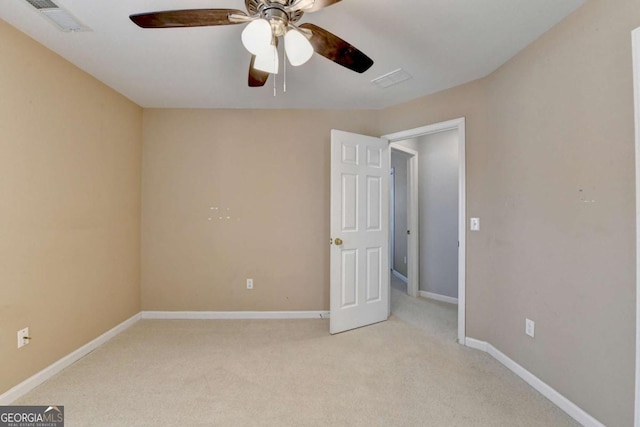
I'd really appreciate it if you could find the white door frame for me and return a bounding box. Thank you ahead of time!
[389,145,419,297]
[632,26,640,427]
[383,117,467,345]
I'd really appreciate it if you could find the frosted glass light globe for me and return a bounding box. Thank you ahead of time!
[241,19,272,55]
[285,29,314,66]
[254,44,279,74]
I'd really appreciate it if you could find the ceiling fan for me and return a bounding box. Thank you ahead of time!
[129,0,374,88]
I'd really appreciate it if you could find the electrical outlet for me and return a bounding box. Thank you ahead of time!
[525,318,535,338]
[246,279,253,290]
[17,327,30,348]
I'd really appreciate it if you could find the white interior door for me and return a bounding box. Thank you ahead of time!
[330,130,389,334]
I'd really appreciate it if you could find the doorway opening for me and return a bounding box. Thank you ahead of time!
[383,118,466,344]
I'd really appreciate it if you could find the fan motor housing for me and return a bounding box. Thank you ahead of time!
[246,0,304,25]
[264,7,290,36]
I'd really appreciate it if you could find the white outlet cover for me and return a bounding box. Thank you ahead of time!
[17,327,29,348]
[246,279,254,290]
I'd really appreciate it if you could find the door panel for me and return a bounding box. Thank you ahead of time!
[366,247,382,303]
[342,174,358,231]
[366,176,382,230]
[330,130,389,334]
[341,250,358,308]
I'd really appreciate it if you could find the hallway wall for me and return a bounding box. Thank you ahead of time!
[417,130,459,298]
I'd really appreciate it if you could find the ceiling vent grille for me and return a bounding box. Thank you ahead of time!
[371,69,413,89]
[25,0,58,9]
[23,0,90,32]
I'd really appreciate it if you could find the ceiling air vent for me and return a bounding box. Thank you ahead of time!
[371,69,413,89]
[23,0,90,32]
[24,0,58,9]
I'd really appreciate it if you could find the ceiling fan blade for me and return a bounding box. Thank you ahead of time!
[248,55,270,87]
[299,23,373,73]
[130,9,247,28]
[305,0,342,13]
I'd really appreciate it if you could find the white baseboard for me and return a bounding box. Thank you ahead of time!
[464,337,488,352]
[464,337,604,427]
[391,270,408,283]
[141,311,330,320]
[0,313,141,405]
[419,291,458,305]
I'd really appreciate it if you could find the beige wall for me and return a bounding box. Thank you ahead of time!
[0,20,142,394]
[141,109,377,311]
[380,0,638,425]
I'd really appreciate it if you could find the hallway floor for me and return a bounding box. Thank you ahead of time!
[390,274,458,342]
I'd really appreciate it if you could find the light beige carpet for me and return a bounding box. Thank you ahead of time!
[15,292,579,426]
[390,276,459,343]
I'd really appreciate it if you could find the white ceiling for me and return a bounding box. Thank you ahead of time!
[0,0,585,109]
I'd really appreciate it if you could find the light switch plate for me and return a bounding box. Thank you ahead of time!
[470,218,480,231]
[525,318,535,338]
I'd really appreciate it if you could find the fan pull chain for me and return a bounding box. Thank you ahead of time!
[284,49,287,93]
[274,42,280,97]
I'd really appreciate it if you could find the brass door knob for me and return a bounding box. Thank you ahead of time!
[334,238,343,246]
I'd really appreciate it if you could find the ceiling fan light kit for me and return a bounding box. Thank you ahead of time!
[129,0,374,89]
[242,18,313,70]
